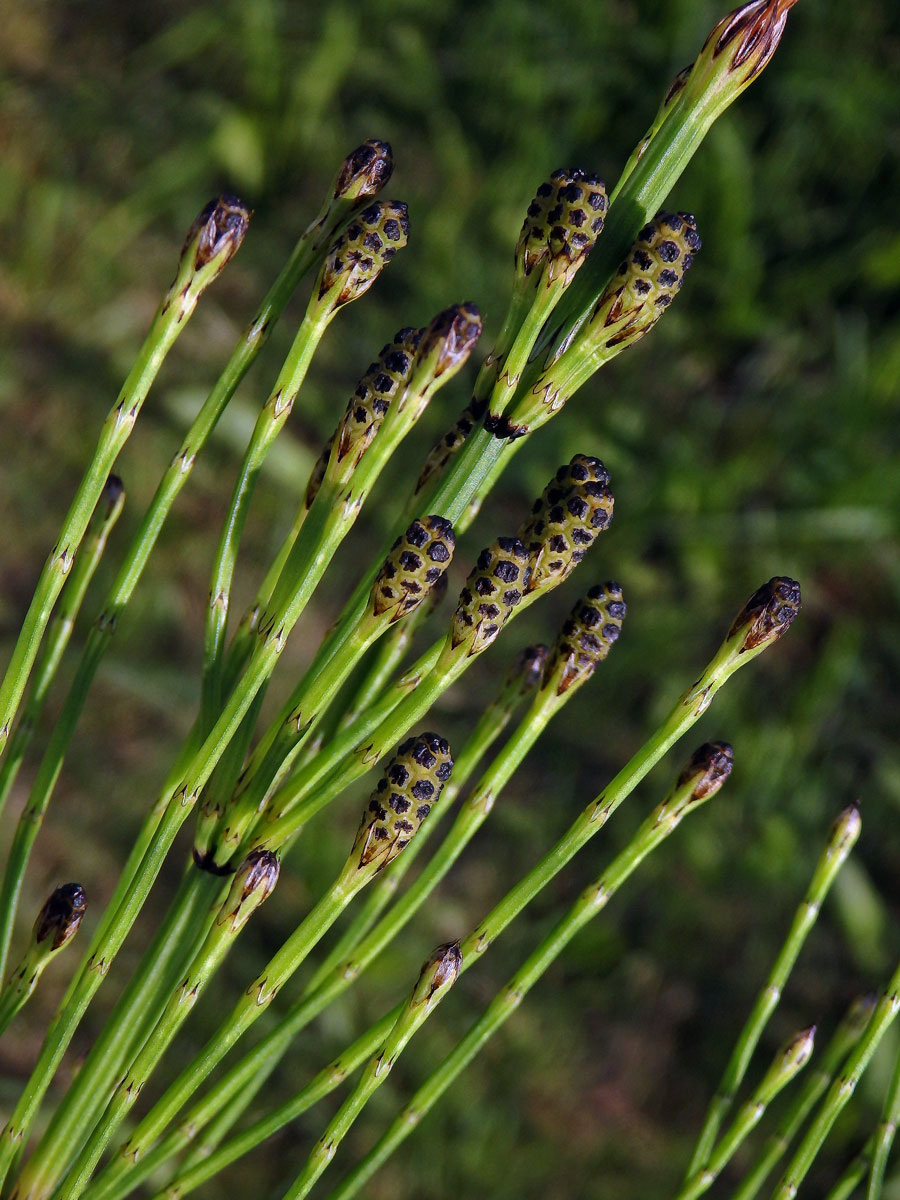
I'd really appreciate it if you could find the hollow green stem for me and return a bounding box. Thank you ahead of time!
[866,1035,900,1200]
[328,742,734,1200]
[281,944,461,1200]
[88,648,532,1193]
[104,858,376,1173]
[47,854,279,1200]
[199,294,336,734]
[772,960,900,1199]
[0,480,124,981]
[730,994,877,1200]
[686,803,862,1178]
[135,1014,397,1200]
[15,867,224,1200]
[677,1029,817,1200]
[0,196,248,762]
[0,477,124,833]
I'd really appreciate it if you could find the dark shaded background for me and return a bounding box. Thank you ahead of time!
[1,1,899,1196]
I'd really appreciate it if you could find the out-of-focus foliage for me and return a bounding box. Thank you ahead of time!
[1,1,898,1196]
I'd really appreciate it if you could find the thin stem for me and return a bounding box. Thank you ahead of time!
[677,1030,817,1200]
[772,962,900,1200]
[16,868,224,1199]
[199,297,334,733]
[866,1035,900,1200]
[686,805,862,1178]
[101,868,366,1172]
[327,745,729,1200]
[139,644,548,1180]
[730,995,876,1200]
[137,1015,397,1200]
[0,478,123,831]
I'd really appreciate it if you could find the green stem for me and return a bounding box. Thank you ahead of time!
[199,296,335,734]
[866,1036,900,1200]
[0,305,183,762]
[247,642,443,843]
[137,1015,397,1200]
[0,479,123,833]
[327,742,729,1200]
[730,995,876,1200]
[686,805,862,1178]
[102,864,369,1173]
[0,483,124,980]
[281,944,461,1200]
[772,961,900,1200]
[677,1030,817,1200]
[87,656,527,1195]
[50,856,278,1200]
[15,868,223,1200]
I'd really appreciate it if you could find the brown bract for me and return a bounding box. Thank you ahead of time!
[187,194,251,270]
[677,742,735,801]
[707,0,799,84]
[334,139,393,200]
[34,883,86,951]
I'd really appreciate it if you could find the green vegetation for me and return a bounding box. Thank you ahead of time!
[0,2,898,1197]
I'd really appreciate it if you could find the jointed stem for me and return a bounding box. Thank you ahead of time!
[686,805,862,1178]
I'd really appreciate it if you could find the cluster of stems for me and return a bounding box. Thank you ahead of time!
[2,6,886,1200]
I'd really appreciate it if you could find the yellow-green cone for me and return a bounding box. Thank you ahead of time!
[450,537,531,656]
[351,732,454,872]
[517,455,614,596]
[516,169,608,286]
[369,516,456,623]
[548,582,626,694]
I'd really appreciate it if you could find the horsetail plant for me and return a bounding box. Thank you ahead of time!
[88,734,454,1181]
[675,1027,818,1200]
[327,742,738,1199]
[0,886,85,1038]
[2,6,865,1198]
[127,599,620,1188]
[88,577,793,1193]
[0,195,249,760]
[730,993,878,1200]
[87,642,555,1197]
[684,801,863,1178]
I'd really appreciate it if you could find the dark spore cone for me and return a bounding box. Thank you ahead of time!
[728,576,802,652]
[353,733,454,871]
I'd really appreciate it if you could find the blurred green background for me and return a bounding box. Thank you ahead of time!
[1,0,899,1196]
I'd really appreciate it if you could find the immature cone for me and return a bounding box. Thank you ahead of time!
[587,211,701,350]
[684,0,799,108]
[33,884,86,954]
[318,201,409,308]
[726,576,801,653]
[332,139,393,200]
[181,194,251,273]
[503,643,550,700]
[517,455,614,595]
[676,742,735,802]
[101,474,125,515]
[758,1026,816,1102]
[370,516,456,623]
[352,733,454,872]
[305,326,424,507]
[410,303,483,403]
[549,582,626,694]
[410,941,463,1007]
[216,850,280,934]
[516,170,608,285]
[415,397,486,495]
[451,537,531,656]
